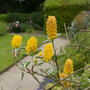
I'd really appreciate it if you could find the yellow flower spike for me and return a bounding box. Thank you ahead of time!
[64,58,73,76]
[44,43,53,62]
[11,35,22,49]
[39,51,42,56]
[46,16,57,40]
[26,37,37,55]
[59,72,70,88]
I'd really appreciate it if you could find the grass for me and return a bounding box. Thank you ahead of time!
[0,22,7,35]
[0,34,47,73]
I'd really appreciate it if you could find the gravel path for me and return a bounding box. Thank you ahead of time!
[0,38,69,90]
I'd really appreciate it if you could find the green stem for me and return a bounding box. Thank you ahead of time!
[52,39,67,90]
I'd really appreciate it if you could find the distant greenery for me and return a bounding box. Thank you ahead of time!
[0,0,45,13]
[44,0,88,33]
[0,34,47,73]
[58,32,90,74]
[0,11,44,31]
[0,22,7,35]
[68,11,90,36]
[0,14,8,22]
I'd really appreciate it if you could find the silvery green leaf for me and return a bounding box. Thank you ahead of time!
[30,49,41,56]
[23,61,30,69]
[42,39,51,44]
[35,56,44,58]
[21,72,24,80]
[37,62,44,66]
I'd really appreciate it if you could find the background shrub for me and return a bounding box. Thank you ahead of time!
[0,0,45,13]
[65,32,90,71]
[11,23,26,33]
[68,11,90,36]
[57,32,90,74]
[7,11,44,31]
[0,22,7,35]
[0,14,8,22]
[44,0,89,33]
[7,13,30,23]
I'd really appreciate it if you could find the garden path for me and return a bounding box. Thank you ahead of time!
[0,38,69,90]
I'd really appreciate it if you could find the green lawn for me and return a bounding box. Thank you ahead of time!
[0,34,47,73]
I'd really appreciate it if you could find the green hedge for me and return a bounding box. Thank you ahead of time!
[44,0,89,32]
[7,13,30,23]
[0,11,44,30]
[0,14,8,22]
[7,12,44,30]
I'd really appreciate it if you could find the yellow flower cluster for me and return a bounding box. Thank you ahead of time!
[11,35,22,49]
[46,16,57,40]
[64,58,73,76]
[26,37,37,54]
[39,51,42,56]
[59,72,70,88]
[44,43,53,62]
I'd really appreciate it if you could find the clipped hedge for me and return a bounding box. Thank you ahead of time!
[7,13,30,23]
[44,0,89,32]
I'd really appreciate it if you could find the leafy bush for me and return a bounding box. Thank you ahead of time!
[7,13,30,23]
[0,0,45,13]
[8,21,28,33]
[0,14,8,22]
[57,32,90,74]
[7,11,44,30]
[0,22,7,35]
[44,0,88,32]
[77,66,90,89]
[30,11,44,27]
[65,32,90,71]
[68,11,90,36]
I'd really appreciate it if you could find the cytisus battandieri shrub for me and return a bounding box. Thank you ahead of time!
[11,16,90,90]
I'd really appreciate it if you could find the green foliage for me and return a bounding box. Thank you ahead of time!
[11,23,26,33]
[0,0,45,13]
[68,11,90,36]
[73,66,90,89]
[0,22,7,35]
[58,32,90,74]
[8,13,30,23]
[44,0,88,32]
[65,32,90,71]
[78,66,90,89]
[0,14,8,22]
[7,11,44,30]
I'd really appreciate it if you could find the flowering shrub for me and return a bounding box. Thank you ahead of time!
[7,21,25,33]
[11,16,90,90]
